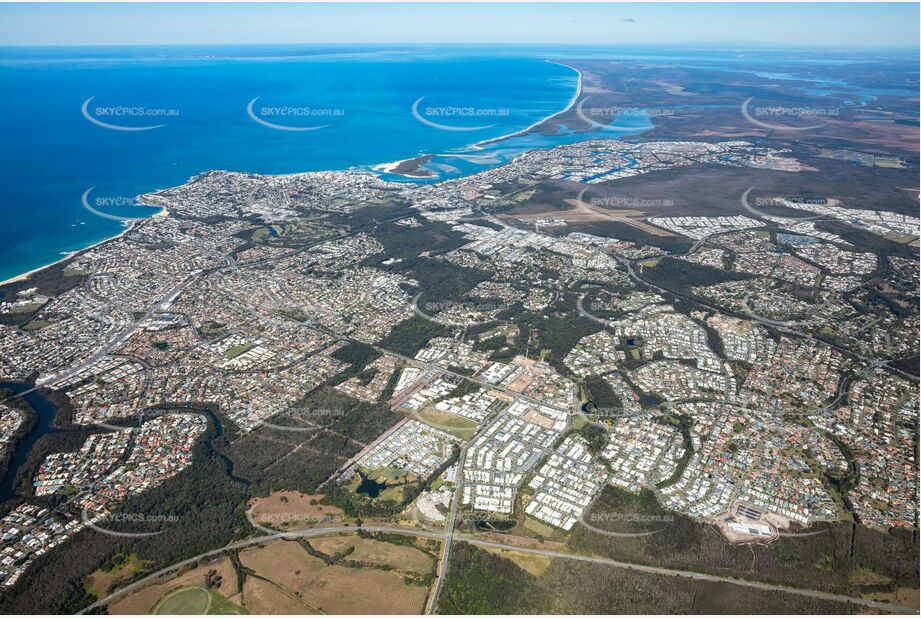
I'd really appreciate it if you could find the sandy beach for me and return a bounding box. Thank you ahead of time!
[369,60,583,180]
[371,160,404,174]
[3,60,577,286]
[470,60,584,149]
[0,206,169,289]
[0,252,83,288]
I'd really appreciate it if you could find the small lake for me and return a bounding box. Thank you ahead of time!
[356,471,387,498]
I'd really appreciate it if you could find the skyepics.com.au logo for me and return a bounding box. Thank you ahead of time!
[411,97,509,131]
[247,97,344,132]
[587,406,635,419]
[82,508,180,538]
[81,96,178,131]
[590,195,675,209]
[579,511,676,537]
[753,196,827,209]
[753,105,838,118]
[81,187,160,222]
[412,293,508,328]
[588,300,617,313]
[422,300,506,315]
[741,97,837,132]
[574,97,670,131]
[256,512,344,528]
[739,187,831,223]
[455,511,517,532]
[583,292,631,316]
[575,187,674,211]
[576,293,616,327]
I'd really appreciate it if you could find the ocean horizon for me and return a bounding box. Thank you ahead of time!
[4,43,910,284]
[0,45,613,284]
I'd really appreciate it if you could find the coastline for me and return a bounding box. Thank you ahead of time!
[0,60,581,287]
[373,60,584,179]
[470,60,583,149]
[0,206,169,289]
[0,253,82,288]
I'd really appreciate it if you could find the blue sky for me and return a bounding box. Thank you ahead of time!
[0,2,918,48]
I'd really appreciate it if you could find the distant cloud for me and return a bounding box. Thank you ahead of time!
[622,18,636,23]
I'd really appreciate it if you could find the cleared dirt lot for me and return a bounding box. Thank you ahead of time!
[249,491,346,529]
[507,197,674,237]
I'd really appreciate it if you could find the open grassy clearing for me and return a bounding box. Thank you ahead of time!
[151,585,246,615]
[236,538,429,614]
[84,553,145,598]
[412,405,478,439]
[107,558,238,615]
[249,491,346,529]
[310,535,433,574]
[482,547,553,576]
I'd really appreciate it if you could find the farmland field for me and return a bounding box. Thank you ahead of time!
[235,538,431,614]
[310,535,434,574]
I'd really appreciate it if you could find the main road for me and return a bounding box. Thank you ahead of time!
[79,522,917,615]
[425,401,507,614]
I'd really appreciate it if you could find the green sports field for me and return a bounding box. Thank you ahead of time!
[151,586,247,615]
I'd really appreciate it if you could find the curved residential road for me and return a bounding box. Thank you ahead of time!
[613,251,917,382]
[80,525,917,615]
[70,209,914,616]
[482,211,916,383]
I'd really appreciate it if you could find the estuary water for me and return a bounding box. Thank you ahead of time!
[0,45,599,283]
[3,44,907,283]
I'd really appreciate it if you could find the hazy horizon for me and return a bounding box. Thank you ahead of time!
[1,3,918,48]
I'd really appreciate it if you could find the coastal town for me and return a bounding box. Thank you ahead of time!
[0,0,918,613]
[0,135,916,598]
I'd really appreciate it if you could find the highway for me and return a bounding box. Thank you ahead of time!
[10,198,917,615]
[79,522,918,615]
[426,446,464,613]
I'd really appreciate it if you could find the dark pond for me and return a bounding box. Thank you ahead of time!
[356,471,387,498]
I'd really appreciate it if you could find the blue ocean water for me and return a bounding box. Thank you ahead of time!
[0,45,603,282]
[1,45,914,283]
